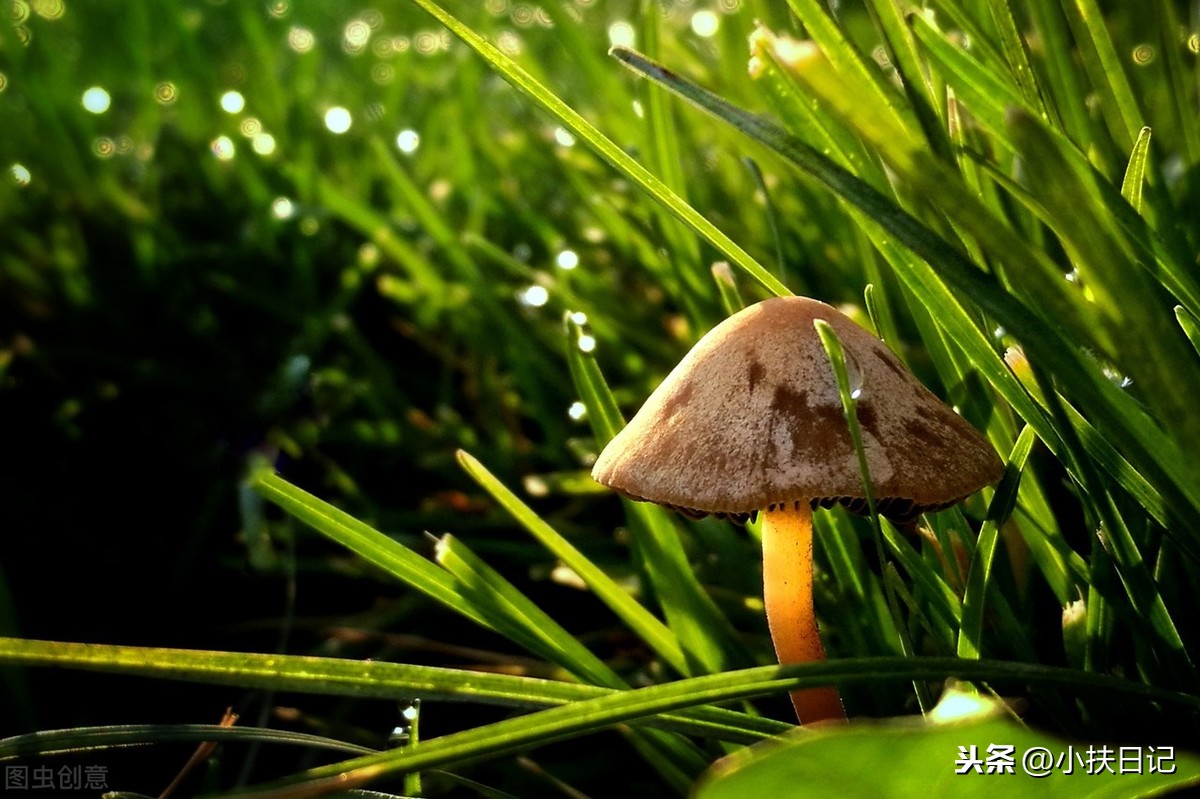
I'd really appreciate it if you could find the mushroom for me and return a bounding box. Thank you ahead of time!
[592,296,1003,724]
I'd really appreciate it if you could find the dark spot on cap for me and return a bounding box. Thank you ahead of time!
[771,385,848,463]
[748,360,765,392]
[904,417,948,450]
[660,381,695,422]
[856,402,879,437]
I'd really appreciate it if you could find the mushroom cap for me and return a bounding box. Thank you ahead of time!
[592,297,1003,520]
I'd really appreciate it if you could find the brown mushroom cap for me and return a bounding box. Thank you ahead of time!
[592,297,1004,521]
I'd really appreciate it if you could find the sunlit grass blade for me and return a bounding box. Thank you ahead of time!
[432,533,711,782]
[404,0,787,298]
[0,637,786,745]
[1120,126,1152,213]
[564,314,625,443]
[565,314,748,675]
[1062,0,1144,152]
[1151,1,1200,167]
[711,262,745,317]
[815,318,931,710]
[906,12,1037,155]
[957,425,1036,659]
[985,0,1052,122]
[224,658,1200,796]
[431,533,623,688]
[0,724,375,760]
[861,0,951,157]
[1175,305,1200,357]
[608,45,1083,373]
[456,449,689,676]
[1006,110,1200,451]
[1024,1,1097,153]
[639,0,703,311]
[252,472,491,629]
[783,0,916,138]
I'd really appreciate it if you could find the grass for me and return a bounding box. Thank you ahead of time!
[2,0,1200,795]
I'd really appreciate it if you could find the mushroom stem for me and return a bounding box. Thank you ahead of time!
[761,501,846,724]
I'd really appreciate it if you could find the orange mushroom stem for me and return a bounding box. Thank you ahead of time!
[761,501,846,723]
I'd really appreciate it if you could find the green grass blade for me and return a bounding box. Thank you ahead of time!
[432,533,711,782]
[880,520,962,634]
[1007,110,1200,452]
[1063,0,1145,151]
[639,0,702,278]
[812,320,878,518]
[783,0,916,138]
[907,12,1034,153]
[0,637,786,745]
[711,262,746,317]
[565,315,745,675]
[405,0,787,298]
[985,0,1052,122]
[252,472,491,629]
[456,450,689,675]
[432,533,624,689]
[1120,126,1152,213]
[1175,305,1200,357]
[1152,0,1200,166]
[815,318,930,708]
[863,0,952,158]
[1024,1,1097,152]
[957,425,1036,659]
[0,724,375,760]
[564,314,625,444]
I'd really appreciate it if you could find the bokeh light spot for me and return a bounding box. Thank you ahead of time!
[272,197,295,219]
[324,107,352,134]
[32,0,64,20]
[252,133,276,155]
[555,249,579,270]
[288,26,314,52]
[154,82,177,104]
[211,136,236,160]
[519,285,549,307]
[396,129,420,153]
[553,127,576,147]
[691,10,719,37]
[608,21,634,48]
[343,19,371,53]
[82,86,111,114]
[220,90,245,113]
